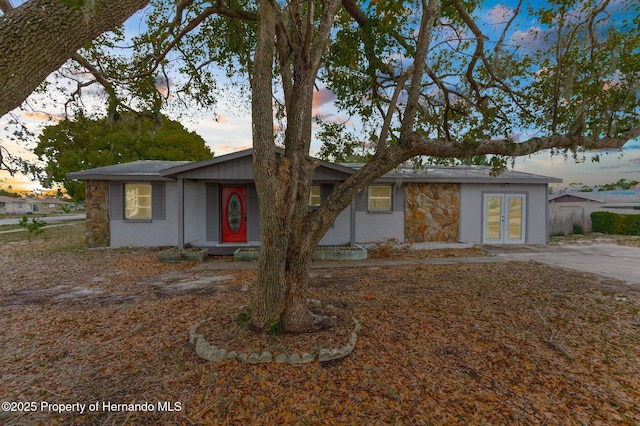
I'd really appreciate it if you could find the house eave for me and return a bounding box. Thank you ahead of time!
[66,173,175,182]
[373,176,563,184]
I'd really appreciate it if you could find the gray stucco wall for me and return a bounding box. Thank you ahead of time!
[184,181,207,245]
[319,207,352,246]
[353,185,405,243]
[110,181,179,247]
[355,211,405,243]
[459,183,549,244]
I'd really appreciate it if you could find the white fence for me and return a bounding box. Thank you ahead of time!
[548,204,640,235]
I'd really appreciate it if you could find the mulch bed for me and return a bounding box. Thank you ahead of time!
[1,224,639,425]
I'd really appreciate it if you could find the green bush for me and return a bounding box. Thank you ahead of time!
[591,212,616,233]
[591,211,640,235]
[572,223,584,235]
[627,215,640,236]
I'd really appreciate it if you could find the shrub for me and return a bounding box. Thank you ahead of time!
[18,216,47,240]
[591,211,640,235]
[591,212,616,234]
[572,223,584,235]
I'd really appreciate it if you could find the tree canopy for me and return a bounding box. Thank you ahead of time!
[1,0,639,332]
[34,112,212,201]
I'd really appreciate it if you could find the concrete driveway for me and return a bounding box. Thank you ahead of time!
[483,242,640,285]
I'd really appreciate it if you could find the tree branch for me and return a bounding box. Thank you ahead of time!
[0,0,12,13]
[70,53,122,113]
[0,0,149,118]
[0,144,13,175]
[399,0,440,138]
[404,126,639,159]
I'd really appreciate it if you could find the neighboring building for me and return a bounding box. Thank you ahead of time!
[68,149,561,252]
[0,196,39,215]
[38,198,75,214]
[548,190,640,234]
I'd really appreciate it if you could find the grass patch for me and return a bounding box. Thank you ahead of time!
[0,222,86,255]
[549,233,640,246]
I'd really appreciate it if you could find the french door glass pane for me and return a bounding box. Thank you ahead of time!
[508,197,523,239]
[486,196,502,240]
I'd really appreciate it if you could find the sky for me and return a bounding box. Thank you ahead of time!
[0,0,638,192]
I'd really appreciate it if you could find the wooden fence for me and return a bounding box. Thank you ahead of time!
[548,204,640,235]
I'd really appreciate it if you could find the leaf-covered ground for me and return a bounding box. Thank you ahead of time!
[1,224,639,425]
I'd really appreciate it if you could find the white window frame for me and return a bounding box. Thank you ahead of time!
[482,193,527,244]
[124,183,153,220]
[368,185,392,211]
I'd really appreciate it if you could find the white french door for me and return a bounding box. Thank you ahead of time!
[483,193,526,244]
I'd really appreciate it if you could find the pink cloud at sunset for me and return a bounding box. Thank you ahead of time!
[312,87,337,112]
[214,144,250,155]
[18,111,64,123]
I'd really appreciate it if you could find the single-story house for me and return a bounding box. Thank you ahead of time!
[549,190,640,210]
[548,190,640,234]
[68,148,562,253]
[0,196,40,215]
[38,198,75,214]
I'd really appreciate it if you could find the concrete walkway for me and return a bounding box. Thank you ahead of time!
[194,242,640,286]
[192,255,512,271]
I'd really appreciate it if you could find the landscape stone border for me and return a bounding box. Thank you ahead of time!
[233,246,367,262]
[189,315,361,364]
[158,248,208,263]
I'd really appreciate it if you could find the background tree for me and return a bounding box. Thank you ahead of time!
[34,112,212,201]
[1,0,639,333]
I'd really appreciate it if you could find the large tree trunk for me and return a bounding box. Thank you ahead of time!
[0,0,149,117]
[249,0,342,333]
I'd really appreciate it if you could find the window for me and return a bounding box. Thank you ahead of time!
[125,183,152,219]
[309,185,321,208]
[368,185,392,211]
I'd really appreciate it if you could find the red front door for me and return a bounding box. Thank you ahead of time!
[221,186,247,243]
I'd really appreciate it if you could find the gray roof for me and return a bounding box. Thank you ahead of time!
[67,160,190,181]
[0,196,32,203]
[67,153,561,185]
[342,164,562,184]
[549,190,640,205]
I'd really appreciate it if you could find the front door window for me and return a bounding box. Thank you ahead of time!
[227,193,242,233]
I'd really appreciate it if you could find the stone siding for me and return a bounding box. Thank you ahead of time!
[85,180,110,247]
[405,183,459,242]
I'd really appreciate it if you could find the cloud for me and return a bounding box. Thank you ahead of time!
[511,26,542,45]
[214,144,250,154]
[312,87,337,111]
[18,111,64,123]
[486,4,515,25]
[597,163,627,170]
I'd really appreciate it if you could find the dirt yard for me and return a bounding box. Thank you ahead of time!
[1,224,639,425]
